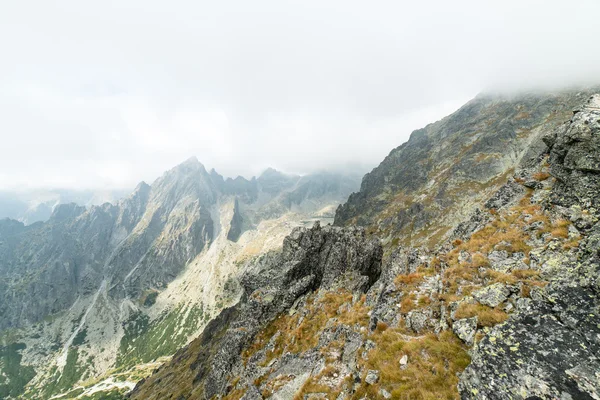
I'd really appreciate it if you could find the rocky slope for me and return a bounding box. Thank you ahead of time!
[0,160,359,399]
[459,94,600,399]
[128,90,600,400]
[129,222,382,400]
[334,89,598,250]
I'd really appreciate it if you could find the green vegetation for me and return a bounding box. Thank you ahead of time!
[0,342,36,398]
[41,346,91,398]
[117,304,205,368]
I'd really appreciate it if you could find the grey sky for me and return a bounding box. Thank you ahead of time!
[1,0,599,190]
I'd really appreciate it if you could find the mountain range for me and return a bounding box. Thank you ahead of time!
[1,87,600,400]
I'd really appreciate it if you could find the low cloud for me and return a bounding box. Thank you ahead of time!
[0,0,599,189]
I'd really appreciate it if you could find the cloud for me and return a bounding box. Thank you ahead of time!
[0,0,599,189]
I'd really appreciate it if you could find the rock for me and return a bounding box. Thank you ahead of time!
[459,286,600,399]
[406,309,432,333]
[240,385,263,400]
[488,251,528,273]
[335,91,589,247]
[460,95,600,399]
[365,370,380,385]
[523,180,543,189]
[458,250,471,264]
[569,205,598,230]
[226,197,244,242]
[380,388,392,399]
[399,354,408,370]
[548,95,600,209]
[472,283,511,308]
[452,317,478,346]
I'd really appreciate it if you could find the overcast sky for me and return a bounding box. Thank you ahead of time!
[1,1,599,190]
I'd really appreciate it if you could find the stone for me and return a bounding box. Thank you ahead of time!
[365,370,380,385]
[380,388,392,399]
[472,283,510,308]
[460,95,600,399]
[399,354,408,370]
[406,309,432,333]
[460,286,600,399]
[129,223,383,400]
[452,317,478,346]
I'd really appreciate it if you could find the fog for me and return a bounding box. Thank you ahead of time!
[1,0,599,189]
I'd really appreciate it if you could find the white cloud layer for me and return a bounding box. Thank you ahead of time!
[0,0,599,189]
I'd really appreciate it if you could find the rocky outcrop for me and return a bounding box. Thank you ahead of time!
[545,94,600,209]
[128,223,382,400]
[227,198,244,242]
[459,95,600,400]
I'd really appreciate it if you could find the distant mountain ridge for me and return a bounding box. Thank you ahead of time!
[0,189,128,225]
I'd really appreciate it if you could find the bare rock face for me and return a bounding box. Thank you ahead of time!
[452,317,477,346]
[459,95,600,400]
[545,94,600,209]
[227,197,244,242]
[128,223,382,400]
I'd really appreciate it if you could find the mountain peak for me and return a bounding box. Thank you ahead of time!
[259,167,284,179]
[178,156,205,170]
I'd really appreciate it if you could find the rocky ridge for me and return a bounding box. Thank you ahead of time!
[128,223,382,400]
[334,90,598,250]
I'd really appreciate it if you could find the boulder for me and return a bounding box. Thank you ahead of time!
[452,317,478,346]
[473,283,510,308]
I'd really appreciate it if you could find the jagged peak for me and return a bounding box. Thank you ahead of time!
[133,181,151,194]
[49,203,86,222]
[176,156,206,171]
[258,167,286,179]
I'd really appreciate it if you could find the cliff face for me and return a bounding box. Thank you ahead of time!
[128,90,600,400]
[334,90,598,249]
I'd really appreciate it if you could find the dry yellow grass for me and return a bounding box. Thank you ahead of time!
[353,329,470,400]
[550,218,570,238]
[454,303,508,327]
[243,290,369,367]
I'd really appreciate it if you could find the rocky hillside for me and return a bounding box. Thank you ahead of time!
[128,91,600,399]
[129,222,383,400]
[335,89,598,250]
[0,160,359,399]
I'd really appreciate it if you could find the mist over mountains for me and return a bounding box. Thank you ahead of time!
[1,2,600,399]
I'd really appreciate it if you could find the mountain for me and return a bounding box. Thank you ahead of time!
[129,89,600,400]
[334,90,595,250]
[3,88,600,400]
[0,159,359,399]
